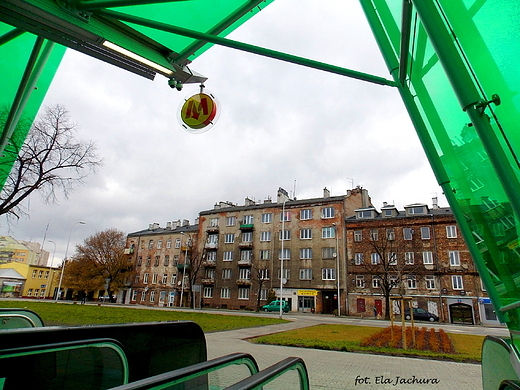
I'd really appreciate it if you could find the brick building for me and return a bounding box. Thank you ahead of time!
[346,201,496,325]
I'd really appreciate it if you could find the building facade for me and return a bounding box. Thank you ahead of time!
[346,201,497,325]
[196,187,371,314]
[0,262,60,299]
[125,220,199,307]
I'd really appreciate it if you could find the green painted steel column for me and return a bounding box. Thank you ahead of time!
[412,0,520,221]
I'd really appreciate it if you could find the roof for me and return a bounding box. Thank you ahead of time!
[347,206,453,222]
[127,224,198,238]
[0,268,25,280]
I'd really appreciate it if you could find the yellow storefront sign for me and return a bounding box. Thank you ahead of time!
[298,290,318,296]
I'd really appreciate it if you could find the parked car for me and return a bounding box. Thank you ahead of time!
[262,300,290,313]
[404,307,439,322]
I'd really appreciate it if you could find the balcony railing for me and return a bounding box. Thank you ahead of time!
[205,242,218,249]
[202,278,215,285]
[237,259,252,266]
[206,226,219,233]
[202,260,217,267]
[239,223,254,231]
[238,242,253,248]
[236,279,252,285]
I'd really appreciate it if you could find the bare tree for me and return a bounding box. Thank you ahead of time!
[72,228,134,302]
[0,105,102,220]
[250,256,271,311]
[359,228,421,320]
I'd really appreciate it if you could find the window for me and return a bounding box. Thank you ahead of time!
[383,209,393,217]
[357,210,373,219]
[221,288,231,299]
[300,248,312,259]
[223,251,234,261]
[226,216,236,226]
[207,251,216,262]
[141,292,146,302]
[322,268,336,280]
[322,227,335,238]
[299,268,312,280]
[259,269,270,280]
[152,273,158,284]
[425,275,436,289]
[210,218,219,227]
[407,275,417,289]
[203,287,213,298]
[280,211,291,221]
[300,209,312,220]
[240,250,252,261]
[132,290,138,301]
[259,250,270,260]
[371,253,381,265]
[372,276,381,288]
[354,230,362,242]
[175,238,181,248]
[261,213,272,223]
[260,289,268,300]
[159,291,166,303]
[242,232,253,242]
[207,234,218,244]
[423,251,433,264]
[469,177,484,192]
[446,225,457,238]
[449,251,460,266]
[38,270,43,279]
[148,240,154,249]
[390,275,398,287]
[279,230,291,240]
[321,207,334,219]
[452,275,464,290]
[322,247,335,259]
[408,206,426,215]
[143,273,149,284]
[225,234,235,243]
[222,269,232,279]
[137,257,142,266]
[28,288,33,296]
[162,273,168,284]
[164,255,170,266]
[388,252,397,265]
[405,252,414,265]
[150,291,156,302]
[44,271,49,279]
[154,256,160,266]
[243,215,254,224]
[403,228,413,240]
[276,268,290,282]
[157,240,163,249]
[420,227,431,240]
[260,231,271,241]
[356,275,365,287]
[279,248,291,260]
[355,253,364,265]
[171,273,177,285]
[205,268,215,279]
[370,229,379,241]
[146,256,151,266]
[300,228,312,239]
[386,228,395,240]
[238,287,250,300]
[173,255,179,265]
[500,214,516,230]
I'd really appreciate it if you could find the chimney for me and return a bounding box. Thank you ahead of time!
[182,219,190,227]
[277,187,290,204]
[245,197,255,206]
[383,202,388,207]
[323,187,330,198]
[432,197,439,209]
[194,217,199,225]
[166,221,172,229]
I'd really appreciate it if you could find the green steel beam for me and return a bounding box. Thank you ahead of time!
[96,8,398,87]
[75,0,190,11]
[0,28,24,46]
[398,0,412,85]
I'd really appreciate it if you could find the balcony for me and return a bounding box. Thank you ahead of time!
[205,242,218,250]
[202,278,215,285]
[237,259,252,266]
[123,248,134,254]
[238,242,253,249]
[206,226,219,233]
[239,223,254,231]
[176,263,190,272]
[202,260,217,267]
[236,279,252,285]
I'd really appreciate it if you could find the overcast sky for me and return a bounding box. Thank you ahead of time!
[0,1,446,265]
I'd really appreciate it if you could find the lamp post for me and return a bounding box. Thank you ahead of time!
[179,232,189,307]
[280,200,287,319]
[55,221,85,302]
[333,223,340,316]
[46,240,56,299]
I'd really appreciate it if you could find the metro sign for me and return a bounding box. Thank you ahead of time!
[179,92,218,133]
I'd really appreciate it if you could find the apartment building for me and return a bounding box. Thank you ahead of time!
[346,200,497,325]
[196,187,371,314]
[125,220,199,307]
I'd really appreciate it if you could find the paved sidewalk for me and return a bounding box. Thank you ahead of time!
[205,318,482,390]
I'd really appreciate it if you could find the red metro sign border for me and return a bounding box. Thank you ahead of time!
[179,90,219,134]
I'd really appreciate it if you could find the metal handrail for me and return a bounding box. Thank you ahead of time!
[224,357,310,390]
[109,352,259,390]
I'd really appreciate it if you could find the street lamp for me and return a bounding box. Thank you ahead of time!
[46,240,56,299]
[179,232,189,307]
[280,199,287,319]
[55,221,86,302]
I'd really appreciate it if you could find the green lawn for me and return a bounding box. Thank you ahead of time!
[0,300,287,332]
[251,324,485,363]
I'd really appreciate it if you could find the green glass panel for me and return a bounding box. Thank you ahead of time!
[0,25,65,187]
[363,0,520,337]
